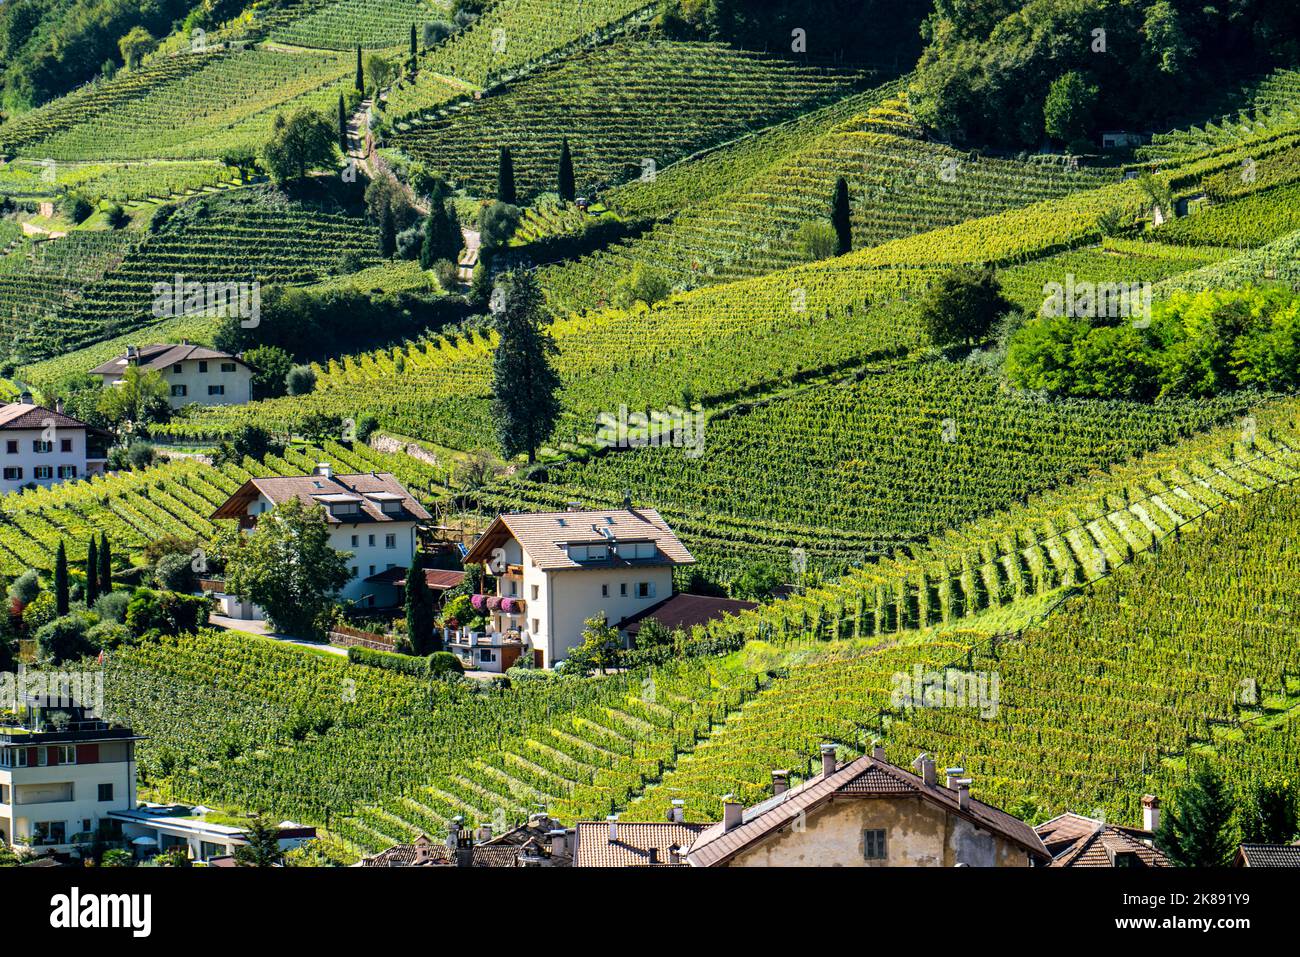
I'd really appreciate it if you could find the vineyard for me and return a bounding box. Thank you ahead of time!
[270,0,447,50]
[389,40,870,201]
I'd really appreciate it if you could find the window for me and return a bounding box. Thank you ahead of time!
[36,747,48,766]
[350,565,358,578]
[171,384,188,397]
[58,466,77,479]
[508,580,517,596]
[57,746,75,765]
[198,360,208,373]
[3,468,22,481]
[531,618,539,634]
[620,583,627,596]
[637,582,654,599]
[368,565,376,576]
[568,544,608,562]
[384,534,396,549]
[864,829,887,860]
[34,466,53,480]
[531,584,538,601]
[34,822,66,846]
[221,362,236,373]
[350,535,358,547]
[98,783,114,802]
[479,649,493,663]
[172,363,183,373]
[60,438,72,452]
[32,440,52,453]
[5,440,15,454]
[208,385,225,396]
[601,584,609,597]
[82,819,92,835]
[368,534,375,547]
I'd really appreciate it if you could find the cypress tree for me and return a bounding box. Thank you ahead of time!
[557,137,575,201]
[831,176,852,256]
[337,93,348,151]
[410,24,418,61]
[405,554,435,654]
[85,537,99,607]
[98,532,112,596]
[497,146,517,205]
[378,203,396,257]
[489,269,561,464]
[55,540,69,615]
[355,45,364,94]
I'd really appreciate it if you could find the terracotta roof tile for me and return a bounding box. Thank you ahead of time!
[0,403,92,431]
[464,508,693,571]
[573,822,703,867]
[212,471,431,524]
[1035,813,1169,867]
[618,593,757,635]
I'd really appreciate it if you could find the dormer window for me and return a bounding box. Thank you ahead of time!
[568,544,608,563]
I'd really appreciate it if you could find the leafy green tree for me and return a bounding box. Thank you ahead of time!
[497,146,517,205]
[566,614,621,675]
[557,137,575,201]
[730,562,780,601]
[54,539,69,615]
[364,53,393,94]
[97,364,170,427]
[117,26,155,70]
[795,220,837,262]
[489,269,561,464]
[612,262,672,308]
[1043,71,1099,145]
[36,614,95,665]
[831,176,851,256]
[286,365,317,396]
[1156,765,1238,867]
[223,497,352,638]
[244,345,295,400]
[919,266,1012,346]
[1240,777,1298,845]
[85,536,99,606]
[233,815,284,867]
[479,201,521,251]
[220,146,257,184]
[633,618,675,651]
[259,108,338,184]
[404,554,436,654]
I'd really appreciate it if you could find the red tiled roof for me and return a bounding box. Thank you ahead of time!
[688,754,1050,867]
[1035,813,1170,867]
[573,821,703,867]
[0,403,92,431]
[365,567,466,590]
[464,508,693,570]
[617,593,758,635]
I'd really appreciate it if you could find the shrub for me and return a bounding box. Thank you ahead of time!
[92,590,130,623]
[125,588,211,638]
[22,591,57,632]
[154,552,198,593]
[286,365,317,396]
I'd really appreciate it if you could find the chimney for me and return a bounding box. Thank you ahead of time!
[412,836,431,865]
[476,824,493,844]
[772,770,789,796]
[546,828,567,859]
[722,795,743,833]
[956,779,972,811]
[607,814,619,842]
[126,344,138,360]
[668,798,685,824]
[647,847,659,865]
[945,766,965,789]
[1142,794,1160,833]
[18,391,32,405]
[914,753,937,787]
[622,489,632,510]
[872,744,886,762]
[54,398,64,414]
[446,816,463,850]
[315,462,332,480]
[820,743,837,778]
[668,844,682,865]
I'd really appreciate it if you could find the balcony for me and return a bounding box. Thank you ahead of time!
[469,595,526,616]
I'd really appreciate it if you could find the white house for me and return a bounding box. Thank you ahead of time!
[88,342,253,408]
[210,464,430,611]
[0,696,139,856]
[461,508,695,668]
[0,395,107,493]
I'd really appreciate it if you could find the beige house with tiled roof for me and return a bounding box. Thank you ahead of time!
[89,343,252,408]
[211,463,430,610]
[462,507,694,668]
[0,395,107,493]
[686,746,1050,867]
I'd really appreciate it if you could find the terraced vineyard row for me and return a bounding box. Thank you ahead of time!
[390,40,870,201]
[2,48,354,162]
[631,474,1300,828]
[270,0,445,50]
[1151,182,1300,248]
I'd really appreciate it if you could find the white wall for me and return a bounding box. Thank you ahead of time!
[0,751,136,851]
[100,358,252,408]
[0,426,91,494]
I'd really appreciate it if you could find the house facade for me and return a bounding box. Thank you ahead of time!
[0,697,139,855]
[89,343,253,408]
[0,396,107,494]
[210,464,430,610]
[110,804,315,864]
[461,508,695,668]
[686,747,1050,867]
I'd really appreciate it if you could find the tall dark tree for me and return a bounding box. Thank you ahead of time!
[98,532,112,596]
[420,183,463,269]
[233,814,284,867]
[410,23,419,62]
[405,553,436,654]
[489,269,561,464]
[831,176,852,256]
[918,266,1012,346]
[378,204,396,257]
[355,45,364,94]
[557,138,575,202]
[1156,766,1238,867]
[85,537,99,606]
[337,93,348,151]
[1240,778,1298,845]
[54,540,69,615]
[497,146,517,205]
